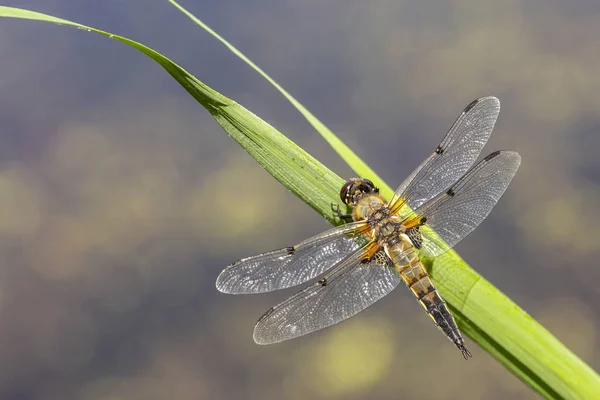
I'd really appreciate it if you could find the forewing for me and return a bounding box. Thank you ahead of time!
[406,151,521,258]
[253,249,401,344]
[389,97,501,217]
[216,222,370,294]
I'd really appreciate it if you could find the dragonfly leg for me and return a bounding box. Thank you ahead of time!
[331,203,353,222]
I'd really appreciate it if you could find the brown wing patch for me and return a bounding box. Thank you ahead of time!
[347,222,374,243]
[360,241,381,263]
[402,214,426,229]
[388,196,407,216]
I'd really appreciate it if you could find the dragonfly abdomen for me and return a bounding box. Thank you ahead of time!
[385,241,472,359]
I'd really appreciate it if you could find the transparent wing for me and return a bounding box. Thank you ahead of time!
[253,249,401,344]
[389,97,501,217]
[216,221,370,294]
[405,151,521,258]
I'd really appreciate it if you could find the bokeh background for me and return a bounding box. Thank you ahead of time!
[0,1,599,399]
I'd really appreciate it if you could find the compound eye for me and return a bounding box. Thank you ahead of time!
[362,179,375,190]
[339,181,354,205]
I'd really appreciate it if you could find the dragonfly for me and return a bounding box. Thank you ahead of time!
[216,97,520,359]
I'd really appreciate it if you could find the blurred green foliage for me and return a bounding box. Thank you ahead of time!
[0,2,599,400]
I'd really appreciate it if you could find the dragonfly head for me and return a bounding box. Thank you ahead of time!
[340,178,379,206]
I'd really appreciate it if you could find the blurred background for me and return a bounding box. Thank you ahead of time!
[0,0,599,399]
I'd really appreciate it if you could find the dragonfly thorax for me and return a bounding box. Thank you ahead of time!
[353,195,408,247]
[352,193,388,222]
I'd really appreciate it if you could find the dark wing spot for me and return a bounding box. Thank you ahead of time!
[483,150,502,161]
[463,98,479,113]
[259,306,277,319]
[420,216,427,225]
[318,278,328,287]
[286,246,296,255]
[446,188,455,197]
[435,145,445,155]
